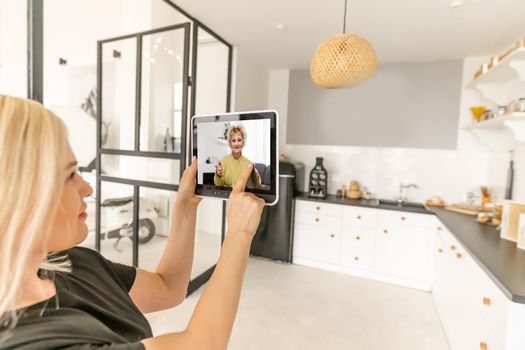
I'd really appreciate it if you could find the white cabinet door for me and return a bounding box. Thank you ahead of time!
[293,223,341,265]
[340,226,375,269]
[375,224,430,281]
[432,228,473,350]
[433,223,505,350]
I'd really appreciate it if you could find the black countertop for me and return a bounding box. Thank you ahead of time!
[295,193,525,303]
[295,193,433,214]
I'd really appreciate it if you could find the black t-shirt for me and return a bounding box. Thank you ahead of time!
[0,247,152,349]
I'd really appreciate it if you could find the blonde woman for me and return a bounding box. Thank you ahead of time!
[214,125,261,188]
[0,95,265,349]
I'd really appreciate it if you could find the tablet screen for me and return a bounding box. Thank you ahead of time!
[191,110,278,205]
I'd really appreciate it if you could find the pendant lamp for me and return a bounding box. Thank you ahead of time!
[310,0,377,88]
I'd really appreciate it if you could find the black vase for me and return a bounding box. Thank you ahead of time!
[308,157,328,198]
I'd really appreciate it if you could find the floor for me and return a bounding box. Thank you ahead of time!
[145,258,450,350]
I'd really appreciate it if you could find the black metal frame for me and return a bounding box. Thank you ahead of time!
[96,22,192,266]
[27,0,43,102]
[28,0,234,292]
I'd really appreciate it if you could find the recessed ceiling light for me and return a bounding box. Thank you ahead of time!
[276,24,286,31]
[450,0,463,8]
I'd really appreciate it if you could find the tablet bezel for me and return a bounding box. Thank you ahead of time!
[191,110,279,206]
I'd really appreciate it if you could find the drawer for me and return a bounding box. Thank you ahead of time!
[465,257,509,346]
[295,199,342,217]
[377,209,432,227]
[469,318,503,350]
[293,223,340,264]
[295,211,341,229]
[340,248,374,270]
[342,206,377,228]
[341,226,375,251]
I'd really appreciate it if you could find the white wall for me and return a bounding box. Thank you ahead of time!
[269,60,524,204]
[0,0,27,97]
[231,48,269,111]
[268,69,289,150]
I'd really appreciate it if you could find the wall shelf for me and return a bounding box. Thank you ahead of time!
[467,48,525,105]
[463,113,525,150]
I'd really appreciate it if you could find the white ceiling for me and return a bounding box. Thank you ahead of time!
[171,0,525,69]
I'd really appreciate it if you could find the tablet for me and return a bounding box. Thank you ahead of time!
[191,110,279,205]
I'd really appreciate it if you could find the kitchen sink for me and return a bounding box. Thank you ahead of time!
[378,199,427,210]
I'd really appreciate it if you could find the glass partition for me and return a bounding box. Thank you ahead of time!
[101,154,180,185]
[138,188,177,271]
[140,28,186,153]
[101,38,137,150]
[98,182,134,266]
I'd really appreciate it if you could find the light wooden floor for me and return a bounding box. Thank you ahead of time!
[146,258,450,350]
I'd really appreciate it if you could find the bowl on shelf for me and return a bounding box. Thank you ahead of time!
[470,106,487,122]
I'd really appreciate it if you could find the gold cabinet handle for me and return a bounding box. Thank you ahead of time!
[356,236,361,240]
[450,245,456,250]
[437,226,442,231]
[456,252,462,259]
[315,218,320,222]
[438,248,443,253]
[330,234,335,238]
[354,256,359,261]
[357,215,362,219]
[401,216,406,221]
[383,229,388,234]
[483,297,491,306]
[479,342,487,350]
[316,206,320,210]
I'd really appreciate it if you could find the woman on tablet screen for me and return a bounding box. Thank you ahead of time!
[0,95,265,349]
[214,125,261,188]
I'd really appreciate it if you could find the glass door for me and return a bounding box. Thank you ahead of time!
[97,23,190,268]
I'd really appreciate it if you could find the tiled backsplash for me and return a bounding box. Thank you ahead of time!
[283,144,522,205]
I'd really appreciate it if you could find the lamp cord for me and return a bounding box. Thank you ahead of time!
[342,0,348,34]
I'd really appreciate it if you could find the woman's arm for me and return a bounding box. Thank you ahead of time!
[142,164,264,350]
[129,158,202,313]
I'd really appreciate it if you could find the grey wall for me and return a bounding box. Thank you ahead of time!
[287,60,463,149]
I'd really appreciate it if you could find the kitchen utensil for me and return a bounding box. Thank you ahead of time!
[470,106,487,122]
[446,203,479,216]
[346,180,361,199]
[500,200,525,242]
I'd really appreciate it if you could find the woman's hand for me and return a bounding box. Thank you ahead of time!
[215,160,223,177]
[226,163,265,239]
[176,156,202,208]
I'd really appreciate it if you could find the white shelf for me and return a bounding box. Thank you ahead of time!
[463,113,525,150]
[468,48,525,87]
[467,48,525,105]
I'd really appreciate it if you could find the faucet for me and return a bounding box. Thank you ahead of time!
[396,182,418,204]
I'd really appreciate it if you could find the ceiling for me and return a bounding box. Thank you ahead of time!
[170,0,525,70]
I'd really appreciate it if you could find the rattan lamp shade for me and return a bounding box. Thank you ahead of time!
[310,33,378,88]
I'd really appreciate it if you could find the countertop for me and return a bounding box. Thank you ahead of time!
[295,193,525,304]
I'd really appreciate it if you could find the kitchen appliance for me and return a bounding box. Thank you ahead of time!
[250,161,303,262]
[500,200,525,242]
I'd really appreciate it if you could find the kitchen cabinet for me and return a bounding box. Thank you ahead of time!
[293,199,433,290]
[293,201,341,265]
[432,221,505,350]
[375,225,430,281]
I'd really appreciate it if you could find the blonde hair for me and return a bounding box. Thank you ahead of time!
[0,95,70,323]
[226,125,247,144]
